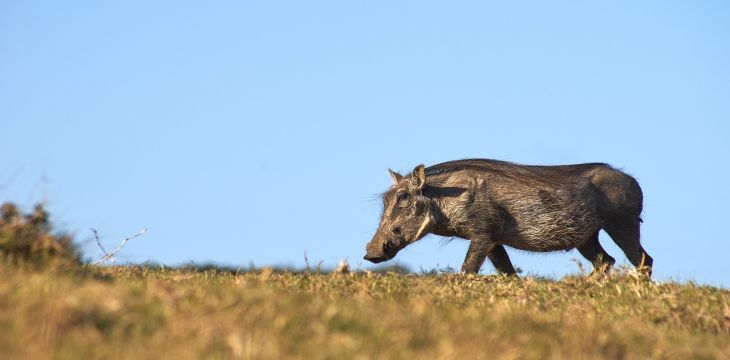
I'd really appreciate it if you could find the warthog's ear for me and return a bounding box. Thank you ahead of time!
[412,164,426,189]
[389,169,403,184]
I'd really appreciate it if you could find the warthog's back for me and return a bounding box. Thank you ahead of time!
[425,159,611,187]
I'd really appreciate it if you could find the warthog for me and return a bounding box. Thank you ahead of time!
[363,159,652,276]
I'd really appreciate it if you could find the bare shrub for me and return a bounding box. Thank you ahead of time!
[0,202,80,267]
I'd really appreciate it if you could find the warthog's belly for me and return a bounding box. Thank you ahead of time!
[498,188,601,252]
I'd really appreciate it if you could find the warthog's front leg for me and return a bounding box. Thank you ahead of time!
[461,239,516,275]
[461,239,489,274]
[487,244,516,275]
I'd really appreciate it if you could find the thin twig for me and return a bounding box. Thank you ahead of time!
[91,228,148,265]
[304,251,310,273]
[0,166,23,191]
[90,228,109,257]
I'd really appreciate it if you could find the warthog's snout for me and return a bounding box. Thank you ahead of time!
[364,236,401,264]
[363,239,389,263]
[363,253,388,263]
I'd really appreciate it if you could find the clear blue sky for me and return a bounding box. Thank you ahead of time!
[2,2,728,286]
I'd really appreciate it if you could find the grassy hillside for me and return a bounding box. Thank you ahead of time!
[0,263,728,359]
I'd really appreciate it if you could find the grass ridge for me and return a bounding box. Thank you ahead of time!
[0,264,728,359]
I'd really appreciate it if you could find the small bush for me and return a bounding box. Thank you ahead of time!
[0,202,80,267]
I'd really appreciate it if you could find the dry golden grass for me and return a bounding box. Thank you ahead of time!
[0,263,728,360]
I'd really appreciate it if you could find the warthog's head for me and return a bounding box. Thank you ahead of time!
[364,164,436,264]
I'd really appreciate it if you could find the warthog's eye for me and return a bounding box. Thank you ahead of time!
[396,192,410,207]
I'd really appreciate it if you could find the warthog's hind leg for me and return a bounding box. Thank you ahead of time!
[603,219,653,276]
[576,230,616,274]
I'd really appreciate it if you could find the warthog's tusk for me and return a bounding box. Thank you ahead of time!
[413,215,431,241]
